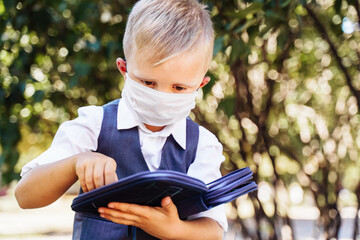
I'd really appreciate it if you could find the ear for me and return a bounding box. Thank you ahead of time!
[198,76,210,89]
[116,58,127,77]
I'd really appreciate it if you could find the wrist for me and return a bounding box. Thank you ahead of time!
[70,153,85,179]
[165,219,188,240]
[164,218,223,240]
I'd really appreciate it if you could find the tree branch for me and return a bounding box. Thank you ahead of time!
[352,0,360,27]
[353,183,360,240]
[305,4,360,107]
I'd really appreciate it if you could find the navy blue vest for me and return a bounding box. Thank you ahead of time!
[72,99,199,240]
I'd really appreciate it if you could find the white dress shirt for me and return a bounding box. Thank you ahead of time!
[21,98,228,230]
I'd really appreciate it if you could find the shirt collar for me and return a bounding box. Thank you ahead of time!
[117,98,187,149]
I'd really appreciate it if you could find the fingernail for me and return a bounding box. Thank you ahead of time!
[108,204,115,208]
[100,214,105,218]
[98,208,104,213]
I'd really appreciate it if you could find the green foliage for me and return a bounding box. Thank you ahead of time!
[200,0,360,238]
[0,0,136,185]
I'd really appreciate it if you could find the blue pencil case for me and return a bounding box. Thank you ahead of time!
[71,167,257,219]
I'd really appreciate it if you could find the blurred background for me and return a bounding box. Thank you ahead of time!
[1,0,360,239]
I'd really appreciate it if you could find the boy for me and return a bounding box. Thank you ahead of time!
[15,0,228,239]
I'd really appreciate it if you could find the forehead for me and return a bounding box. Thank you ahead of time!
[127,47,209,85]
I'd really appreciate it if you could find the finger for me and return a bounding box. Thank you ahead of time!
[161,196,178,216]
[85,163,95,192]
[99,208,140,223]
[108,202,148,217]
[100,213,137,226]
[80,178,89,193]
[93,161,105,189]
[77,164,88,193]
[104,159,118,185]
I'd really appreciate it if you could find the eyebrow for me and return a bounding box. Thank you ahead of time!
[133,73,198,88]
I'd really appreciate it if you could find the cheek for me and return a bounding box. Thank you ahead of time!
[182,87,198,94]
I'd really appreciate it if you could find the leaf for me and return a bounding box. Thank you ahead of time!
[87,40,101,52]
[0,0,5,16]
[244,0,264,4]
[1,121,20,147]
[247,25,259,46]
[225,2,263,20]
[0,155,4,169]
[259,24,274,37]
[347,0,357,6]
[229,39,250,65]
[0,88,4,105]
[218,96,236,117]
[69,75,78,88]
[73,61,91,77]
[230,39,243,64]
[213,36,224,56]
[74,2,98,22]
[277,28,287,49]
[57,1,68,12]
[33,90,44,102]
[233,18,258,34]
[228,19,241,31]
[280,0,293,8]
[3,0,15,11]
[334,0,342,14]
[265,10,287,22]
[2,150,20,185]
[106,41,118,59]
[28,9,53,32]
[299,0,307,6]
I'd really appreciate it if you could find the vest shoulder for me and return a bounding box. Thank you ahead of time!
[102,99,120,108]
[186,117,199,128]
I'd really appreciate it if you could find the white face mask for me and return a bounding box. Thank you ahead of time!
[122,73,198,126]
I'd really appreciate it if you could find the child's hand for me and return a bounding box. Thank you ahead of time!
[98,196,182,240]
[74,152,118,192]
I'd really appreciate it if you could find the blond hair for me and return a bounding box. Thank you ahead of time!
[123,0,214,66]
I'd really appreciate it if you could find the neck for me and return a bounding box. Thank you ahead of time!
[144,123,165,132]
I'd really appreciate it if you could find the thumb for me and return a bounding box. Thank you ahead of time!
[161,196,177,214]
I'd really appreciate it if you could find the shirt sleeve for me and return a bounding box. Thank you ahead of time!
[186,126,228,231]
[20,105,103,177]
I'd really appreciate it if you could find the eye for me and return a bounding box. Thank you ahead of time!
[142,80,155,87]
[173,86,186,91]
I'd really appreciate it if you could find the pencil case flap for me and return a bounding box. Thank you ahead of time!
[71,170,208,216]
[206,167,253,192]
[204,172,254,202]
[177,196,210,219]
[204,181,258,207]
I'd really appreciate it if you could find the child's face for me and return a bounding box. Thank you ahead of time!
[117,47,210,94]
